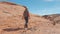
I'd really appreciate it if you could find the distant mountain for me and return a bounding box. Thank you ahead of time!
[42,14,60,21]
[42,14,60,25]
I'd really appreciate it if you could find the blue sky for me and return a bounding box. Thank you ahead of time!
[1,0,60,15]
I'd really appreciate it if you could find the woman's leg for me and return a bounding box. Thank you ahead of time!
[24,17,28,28]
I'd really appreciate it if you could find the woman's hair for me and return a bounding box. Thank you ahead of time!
[23,6,29,17]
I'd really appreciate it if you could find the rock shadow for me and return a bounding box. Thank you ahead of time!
[3,28,24,32]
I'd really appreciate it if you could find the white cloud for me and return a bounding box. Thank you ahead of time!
[44,0,54,2]
[43,0,60,2]
[36,7,60,15]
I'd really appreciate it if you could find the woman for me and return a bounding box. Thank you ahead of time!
[23,6,30,28]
